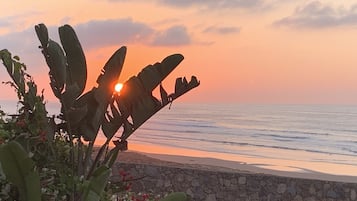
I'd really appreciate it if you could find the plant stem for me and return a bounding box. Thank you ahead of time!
[59,99,76,201]
[77,138,83,176]
[83,140,94,177]
[86,139,109,179]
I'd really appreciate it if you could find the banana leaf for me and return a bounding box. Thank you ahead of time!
[59,24,87,97]
[34,23,49,48]
[75,47,126,141]
[115,55,199,141]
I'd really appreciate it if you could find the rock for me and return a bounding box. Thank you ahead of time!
[192,179,200,187]
[309,185,316,195]
[277,183,287,194]
[238,176,246,185]
[117,162,357,201]
[293,195,303,201]
[164,180,171,188]
[224,179,231,187]
[260,180,266,186]
[230,178,237,186]
[305,197,316,201]
[327,190,337,199]
[156,179,163,188]
[186,189,194,198]
[205,194,217,201]
[287,186,297,196]
[324,183,331,191]
[144,166,159,177]
[352,189,357,200]
[177,174,184,182]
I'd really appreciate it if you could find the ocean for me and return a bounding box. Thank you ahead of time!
[127,103,357,176]
[2,100,357,176]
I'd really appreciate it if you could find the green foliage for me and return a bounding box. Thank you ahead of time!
[159,192,188,201]
[82,166,111,201]
[0,141,41,201]
[0,23,199,201]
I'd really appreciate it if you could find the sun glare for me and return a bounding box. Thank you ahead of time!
[114,83,123,93]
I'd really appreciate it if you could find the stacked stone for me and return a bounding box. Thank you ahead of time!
[113,162,357,201]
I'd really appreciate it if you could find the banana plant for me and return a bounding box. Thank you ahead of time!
[35,23,199,200]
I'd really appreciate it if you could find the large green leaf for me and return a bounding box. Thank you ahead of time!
[66,104,88,128]
[131,93,160,128]
[138,54,183,92]
[95,46,126,103]
[76,47,126,141]
[62,83,80,108]
[82,165,111,201]
[103,146,120,167]
[170,76,200,100]
[74,90,100,141]
[0,141,41,201]
[34,23,49,48]
[46,40,67,93]
[0,49,26,95]
[59,24,87,97]
[115,54,199,141]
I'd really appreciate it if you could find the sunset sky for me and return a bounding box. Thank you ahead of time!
[2,0,357,104]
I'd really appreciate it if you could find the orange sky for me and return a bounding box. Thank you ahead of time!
[2,0,357,104]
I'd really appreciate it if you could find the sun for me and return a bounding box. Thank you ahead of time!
[114,83,123,93]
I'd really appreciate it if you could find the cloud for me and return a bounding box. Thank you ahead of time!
[203,26,241,34]
[0,21,11,27]
[73,18,154,50]
[0,11,43,33]
[0,18,193,57]
[74,19,194,48]
[158,0,263,9]
[107,0,262,8]
[274,1,357,28]
[151,25,191,46]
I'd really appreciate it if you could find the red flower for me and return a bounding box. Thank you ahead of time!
[119,170,129,177]
[16,119,26,128]
[125,183,132,191]
[39,130,46,142]
[142,194,149,200]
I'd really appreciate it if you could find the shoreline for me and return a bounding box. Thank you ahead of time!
[111,142,357,184]
[115,152,357,201]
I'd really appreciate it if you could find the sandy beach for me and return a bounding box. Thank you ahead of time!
[113,142,357,184]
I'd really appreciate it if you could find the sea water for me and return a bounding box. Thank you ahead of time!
[2,100,357,175]
[128,103,357,175]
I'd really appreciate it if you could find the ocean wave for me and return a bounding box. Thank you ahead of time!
[131,132,357,158]
[143,120,220,129]
[245,127,330,137]
[130,138,357,166]
[140,127,202,134]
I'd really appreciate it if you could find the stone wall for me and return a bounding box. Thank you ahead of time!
[113,162,357,201]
